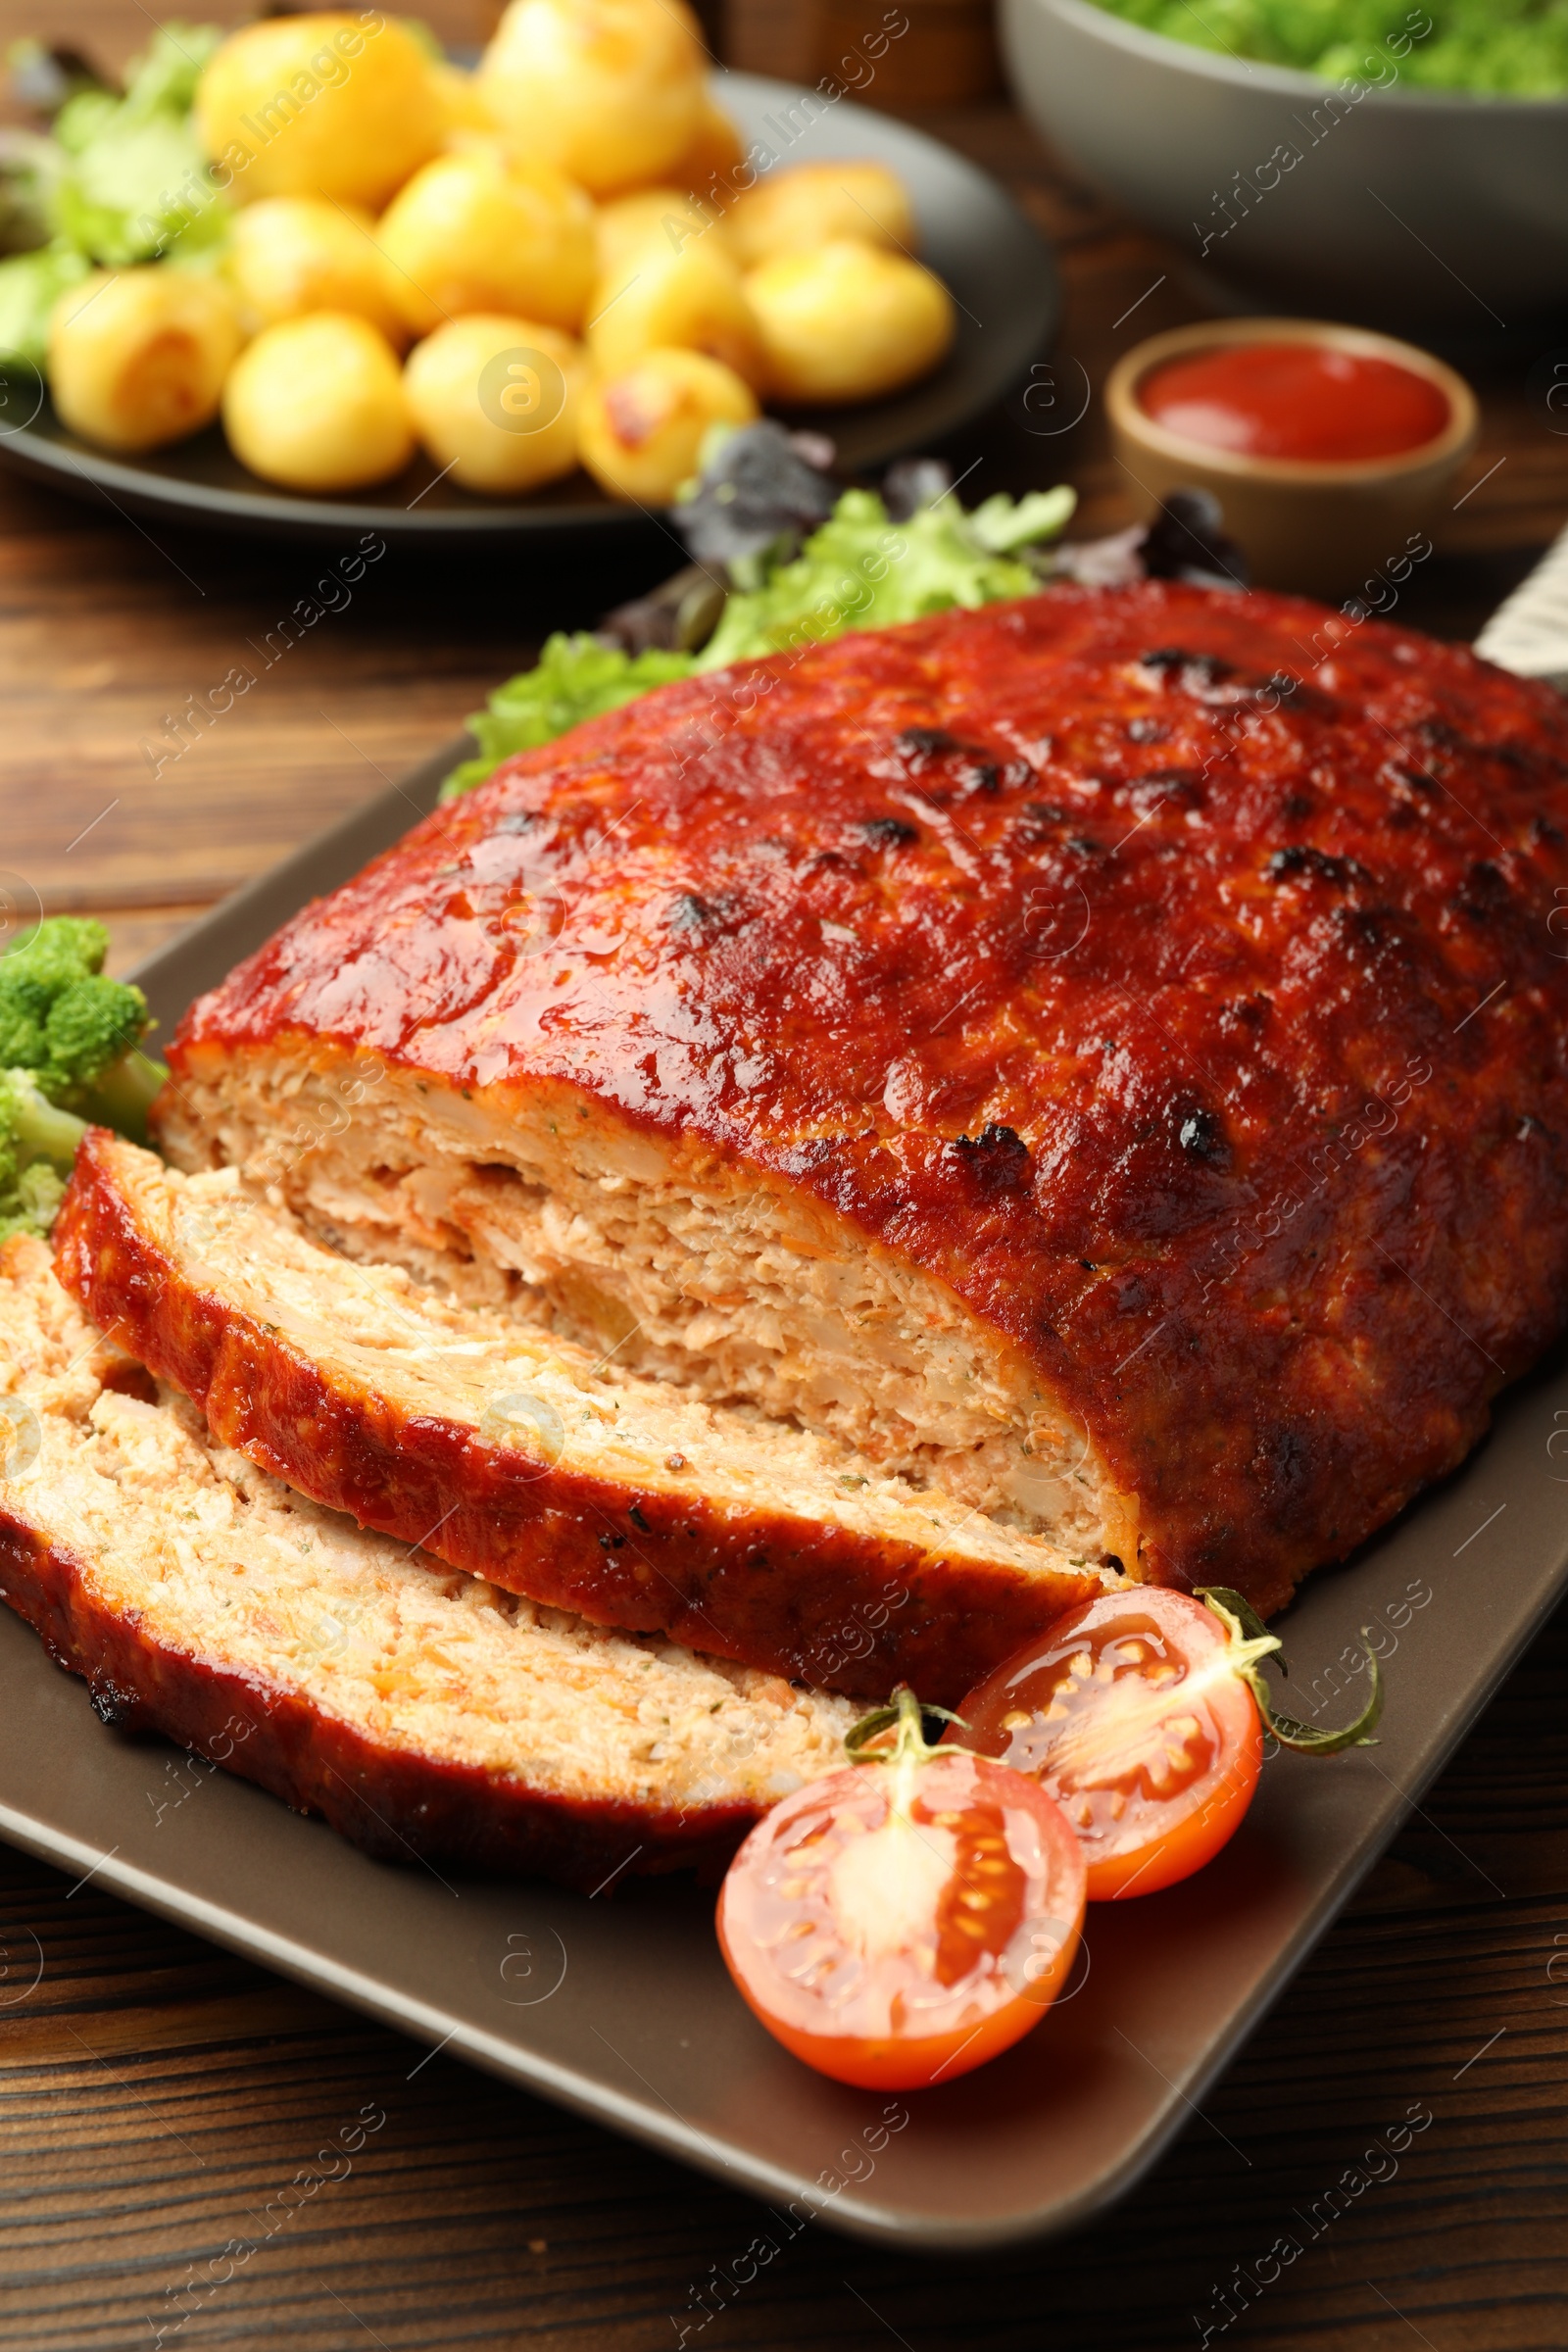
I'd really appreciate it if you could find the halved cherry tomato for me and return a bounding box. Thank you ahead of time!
[955,1589,1265,1901]
[956,1586,1384,1902]
[717,1688,1087,2089]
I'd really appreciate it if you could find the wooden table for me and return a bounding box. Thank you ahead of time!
[2,9,1566,2346]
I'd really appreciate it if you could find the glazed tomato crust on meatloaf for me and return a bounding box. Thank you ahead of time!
[164,582,1568,1610]
[55,1130,1105,1704]
[0,1501,764,1889]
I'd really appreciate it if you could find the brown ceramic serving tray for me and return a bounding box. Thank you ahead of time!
[0,741,1564,2251]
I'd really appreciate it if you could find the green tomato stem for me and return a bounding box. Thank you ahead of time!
[1198,1585,1384,1753]
[845,1685,972,1768]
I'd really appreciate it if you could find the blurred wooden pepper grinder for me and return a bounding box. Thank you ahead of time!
[727,0,1002,102]
[474,0,1001,102]
[814,0,1001,101]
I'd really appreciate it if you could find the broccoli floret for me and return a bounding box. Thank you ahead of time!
[0,1158,67,1245]
[0,917,148,1100]
[0,916,160,1243]
[4,914,111,991]
[0,1069,85,1242]
[40,971,149,1100]
[0,981,47,1073]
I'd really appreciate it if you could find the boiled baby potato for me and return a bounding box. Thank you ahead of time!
[222,312,414,491]
[431,59,499,148]
[745,240,955,405]
[378,150,596,339]
[729,162,917,269]
[405,315,583,494]
[578,345,758,504]
[196,13,444,210]
[228,197,404,340]
[594,188,732,285]
[48,268,242,455]
[666,91,746,201]
[589,241,763,389]
[479,0,706,199]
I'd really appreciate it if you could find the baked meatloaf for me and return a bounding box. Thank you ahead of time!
[0,1235,857,1887]
[55,1132,1109,1700]
[154,582,1568,1618]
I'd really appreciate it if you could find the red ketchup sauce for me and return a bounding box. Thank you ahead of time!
[1138,341,1451,464]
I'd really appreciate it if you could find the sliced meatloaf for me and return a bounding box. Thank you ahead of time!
[154,584,1568,1615]
[54,1132,1112,1700]
[0,1234,857,1888]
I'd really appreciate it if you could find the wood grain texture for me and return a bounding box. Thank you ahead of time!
[1,5,1566,2339]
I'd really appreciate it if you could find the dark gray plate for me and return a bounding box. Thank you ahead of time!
[0,738,1560,2248]
[0,74,1058,549]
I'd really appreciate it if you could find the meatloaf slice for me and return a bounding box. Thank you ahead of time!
[156,584,1568,1615]
[0,1234,857,1889]
[54,1133,1112,1701]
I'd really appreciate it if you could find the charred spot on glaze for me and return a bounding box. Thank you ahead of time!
[1140,649,1236,691]
[1125,769,1203,814]
[954,760,1001,796]
[1383,760,1441,802]
[628,1504,653,1533]
[893,726,959,764]
[945,1122,1033,1195]
[1457,859,1510,921]
[493,812,539,836]
[668,892,712,931]
[1260,1423,1314,1494]
[88,1678,142,1730]
[858,816,919,848]
[1178,1107,1230,1166]
[1266,846,1363,887]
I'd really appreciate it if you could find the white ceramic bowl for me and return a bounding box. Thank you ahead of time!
[1002,0,1568,341]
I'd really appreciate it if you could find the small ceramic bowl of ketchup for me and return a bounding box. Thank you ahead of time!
[1105,318,1477,601]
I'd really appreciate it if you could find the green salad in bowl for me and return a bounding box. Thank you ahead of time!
[1089,0,1568,95]
[1003,0,1568,335]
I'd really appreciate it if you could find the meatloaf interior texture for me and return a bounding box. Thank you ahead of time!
[0,1235,857,1886]
[157,583,1568,1618]
[55,1133,1112,1700]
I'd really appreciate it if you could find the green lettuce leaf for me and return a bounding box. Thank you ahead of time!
[0,241,88,369]
[695,487,1069,669]
[441,483,1076,798]
[442,634,697,798]
[47,25,228,267]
